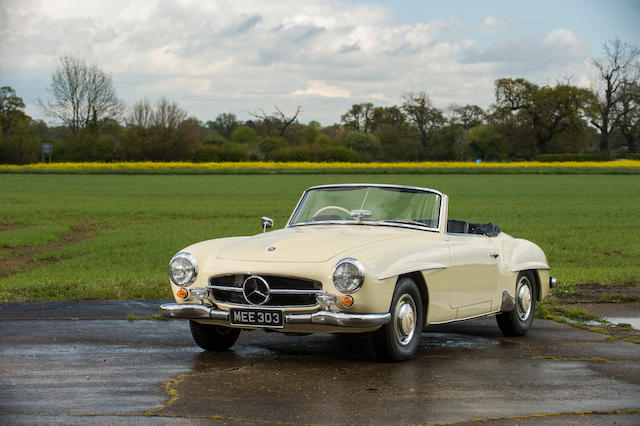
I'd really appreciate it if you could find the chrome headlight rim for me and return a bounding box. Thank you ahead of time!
[169,252,198,287]
[332,257,365,294]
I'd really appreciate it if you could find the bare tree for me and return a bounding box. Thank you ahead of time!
[153,97,188,131]
[249,108,275,136]
[39,54,124,134]
[124,97,196,161]
[589,39,640,152]
[273,105,302,137]
[127,97,187,130]
[127,99,154,128]
[249,105,302,137]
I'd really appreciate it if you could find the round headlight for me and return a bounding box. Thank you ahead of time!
[169,252,198,287]
[332,258,365,294]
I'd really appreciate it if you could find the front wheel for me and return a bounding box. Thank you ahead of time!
[496,271,537,336]
[189,320,241,351]
[372,277,423,362]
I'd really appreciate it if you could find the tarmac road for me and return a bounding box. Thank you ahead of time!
[0,300,638,425]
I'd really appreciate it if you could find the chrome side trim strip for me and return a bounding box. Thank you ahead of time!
[511,263,550,272]
[160,303,390,328]
[377,264,447,281]
[428,309,501,325]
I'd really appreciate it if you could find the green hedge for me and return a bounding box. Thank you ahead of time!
[536,153,611,162]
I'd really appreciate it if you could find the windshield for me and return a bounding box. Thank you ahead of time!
[289,185,442,230]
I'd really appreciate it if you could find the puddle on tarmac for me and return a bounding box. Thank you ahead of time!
[419,332,498,350]
[604,317,640,329]
[565,317,640,330]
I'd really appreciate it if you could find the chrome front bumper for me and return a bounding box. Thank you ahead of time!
[160,303,391,328]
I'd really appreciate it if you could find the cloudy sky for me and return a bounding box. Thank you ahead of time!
[1,0,639,126]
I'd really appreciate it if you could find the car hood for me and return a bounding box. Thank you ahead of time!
[216,225,411,263]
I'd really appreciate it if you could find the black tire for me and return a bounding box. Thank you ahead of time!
[189,320,241,351]
[496,271,537,336]
[372,277,423,362]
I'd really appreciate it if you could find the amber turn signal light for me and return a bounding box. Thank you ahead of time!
[176,288,188,300]
[342,295,354,308]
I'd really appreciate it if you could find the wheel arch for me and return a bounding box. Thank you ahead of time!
[396,272,429,328]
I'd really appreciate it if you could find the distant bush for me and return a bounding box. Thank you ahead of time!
[536,153,610,162]
[321,145,360,162]
[627,153,640,160]
[194,143,249,162]
[230,126,257,144]
[259,137,288,159]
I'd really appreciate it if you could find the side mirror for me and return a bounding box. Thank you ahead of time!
[261,217,274,233]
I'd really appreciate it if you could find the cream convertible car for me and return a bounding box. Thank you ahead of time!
[161,184,556,361]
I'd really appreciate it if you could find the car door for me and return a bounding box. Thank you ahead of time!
[448,234,500,318]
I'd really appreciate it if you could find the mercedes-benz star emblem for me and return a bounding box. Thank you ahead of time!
[242,275,271,305]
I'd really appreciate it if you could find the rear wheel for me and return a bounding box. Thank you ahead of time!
[496,271,537,336]
[189,320,241,351]
[372,277,423,361]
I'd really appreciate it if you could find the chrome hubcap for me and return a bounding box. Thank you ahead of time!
[395,295,416,346]
[517,277,532,321]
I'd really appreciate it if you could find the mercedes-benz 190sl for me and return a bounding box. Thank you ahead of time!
[161,184,555,361]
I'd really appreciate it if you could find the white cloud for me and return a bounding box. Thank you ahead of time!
[484,16,499,29]
[0,0,597,125]
[136,76,214,99]
[291,80,351,98]
[460,28,588,78]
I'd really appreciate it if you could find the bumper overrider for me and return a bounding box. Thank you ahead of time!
[160,303,391,328]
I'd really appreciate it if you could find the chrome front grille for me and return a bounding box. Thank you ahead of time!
[209,274,323,307]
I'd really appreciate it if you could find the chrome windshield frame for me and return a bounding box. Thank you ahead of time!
[287,184,444,233]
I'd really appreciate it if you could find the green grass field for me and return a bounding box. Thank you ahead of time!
[1,174,638,301]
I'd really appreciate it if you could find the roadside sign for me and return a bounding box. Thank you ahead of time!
[42,143,53,162]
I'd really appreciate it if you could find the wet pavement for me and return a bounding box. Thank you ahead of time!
[0,301,639,425]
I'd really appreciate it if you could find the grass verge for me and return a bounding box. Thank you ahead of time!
[1,173,638,301]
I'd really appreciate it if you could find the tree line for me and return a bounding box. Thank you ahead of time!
[1,39,638,164]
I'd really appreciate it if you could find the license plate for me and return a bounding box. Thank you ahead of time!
[229,308,284,328]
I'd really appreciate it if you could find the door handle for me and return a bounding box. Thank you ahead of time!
[490,252,499,258]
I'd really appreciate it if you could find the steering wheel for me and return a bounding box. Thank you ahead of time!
[312,205,351,219]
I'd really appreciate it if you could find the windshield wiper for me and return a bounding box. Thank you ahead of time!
[380,219,431,228]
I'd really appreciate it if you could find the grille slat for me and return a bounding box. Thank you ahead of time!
[209,274,322,307]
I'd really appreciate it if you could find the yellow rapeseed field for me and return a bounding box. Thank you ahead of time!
[1,160,639,173]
